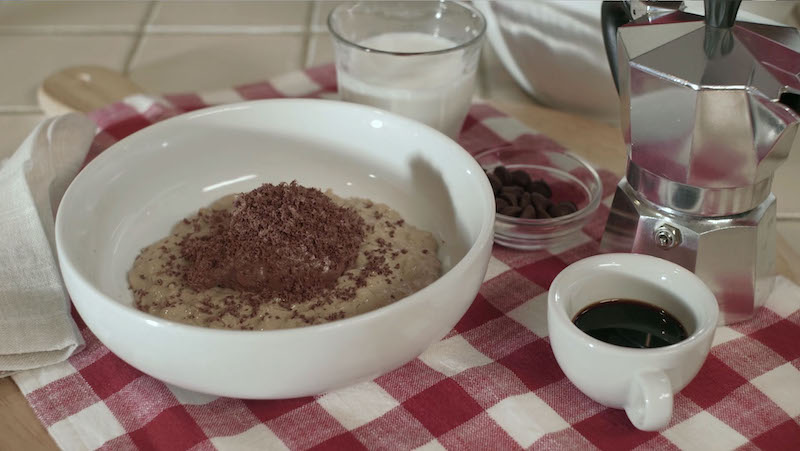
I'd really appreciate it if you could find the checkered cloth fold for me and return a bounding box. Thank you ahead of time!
[12,65,800,450]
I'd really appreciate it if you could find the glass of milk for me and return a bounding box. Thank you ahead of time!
[328,1,485,140]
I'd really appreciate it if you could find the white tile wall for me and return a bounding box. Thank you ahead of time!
[0,34,136,107]
[306,32,333,68]
[149,1,311,31]
[311,0,341,33]
[0,113,45,159]
[0,0,531,108]
[128,34,306,92]
[0,1,149,31]
[778,221,800,258]
[1,0,798,111]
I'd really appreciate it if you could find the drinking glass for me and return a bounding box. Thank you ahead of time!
[328,1,485,139]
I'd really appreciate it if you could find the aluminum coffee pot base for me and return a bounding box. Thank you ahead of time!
[600,179,776,325]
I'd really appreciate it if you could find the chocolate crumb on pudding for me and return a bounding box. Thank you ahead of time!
[128,182,440,330]
[181,182,365,299]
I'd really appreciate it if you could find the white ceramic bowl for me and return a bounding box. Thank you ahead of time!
[56,99,495,399]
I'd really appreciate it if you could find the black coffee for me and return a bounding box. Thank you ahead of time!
[572,299,688,349]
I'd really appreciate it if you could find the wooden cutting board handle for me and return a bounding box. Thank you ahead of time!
[37,66,145,116]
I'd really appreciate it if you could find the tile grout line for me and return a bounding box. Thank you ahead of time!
[303,2,320,69]
[311,0,331,35]
[143,25,307,35]
[476,42,491,100]
[0,27,311,36]
[0,106,44,114]
[0,26,140,35]
[305,35,318,69]
[123,0,159,76]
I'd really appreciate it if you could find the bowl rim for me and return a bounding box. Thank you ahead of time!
[56,98,496,337]
[475,146,603,227]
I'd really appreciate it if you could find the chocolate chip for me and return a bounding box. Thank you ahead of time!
[560,201,578,214]
[487,173,502,195]
[501,186,524,197]
[495,197,509,212]
[547,204,566,217]
[528,180,552,198]
[486,164,579,220]
[500,193,518,207]
[530,192,551,206]
[519,192,532,209]
[520,205,536,219]
[535,206,551,218]
[531,193,552,218]
[494,166,512,185]
[548,201,578,217]
[511,170,531,187]
[500,206,522,217]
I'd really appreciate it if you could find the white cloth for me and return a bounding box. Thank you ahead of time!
[473,0,791,121]
[0,113,95,377]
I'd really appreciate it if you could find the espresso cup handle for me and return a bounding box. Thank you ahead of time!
[625,370,673,431]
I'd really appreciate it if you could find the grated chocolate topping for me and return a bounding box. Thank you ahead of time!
[179,182,365,301]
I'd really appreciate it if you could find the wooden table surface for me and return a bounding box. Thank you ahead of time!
[1,99,798,451]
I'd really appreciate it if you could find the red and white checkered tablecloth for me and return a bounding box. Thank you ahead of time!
[13,65,800,450]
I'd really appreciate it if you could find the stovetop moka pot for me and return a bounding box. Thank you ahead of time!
[600,0,800,324]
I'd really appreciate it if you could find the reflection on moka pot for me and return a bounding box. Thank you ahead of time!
[600,0,800,324]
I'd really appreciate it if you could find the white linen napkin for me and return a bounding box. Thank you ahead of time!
[0,113,95,377]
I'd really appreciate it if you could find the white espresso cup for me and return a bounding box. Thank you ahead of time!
[547,253,719,431]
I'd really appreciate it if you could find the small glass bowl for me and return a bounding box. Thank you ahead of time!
[475,146,602,250]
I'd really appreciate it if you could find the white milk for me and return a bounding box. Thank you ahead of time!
[337,32,476,139]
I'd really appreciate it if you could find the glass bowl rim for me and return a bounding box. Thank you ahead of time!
[474,146,603,227]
